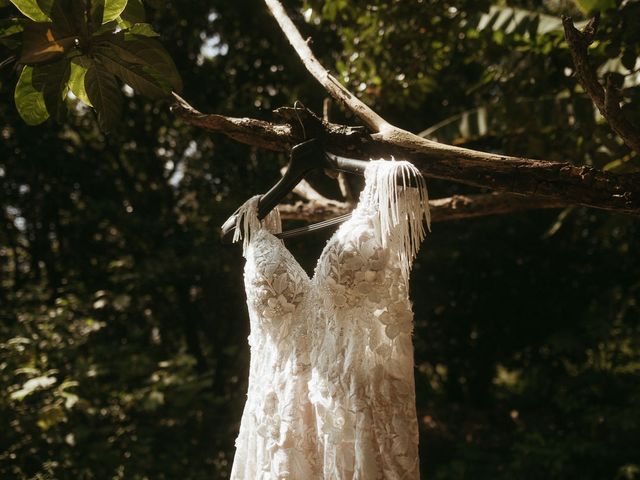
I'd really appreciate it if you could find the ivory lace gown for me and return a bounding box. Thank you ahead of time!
[229,160,430,480]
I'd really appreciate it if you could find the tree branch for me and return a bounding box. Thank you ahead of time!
[173,101,640,216]
[171,93,296,151]
[278,193,565,223]
[562,15,640,155]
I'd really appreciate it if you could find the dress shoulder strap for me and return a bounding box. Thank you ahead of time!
[230,195,282,256]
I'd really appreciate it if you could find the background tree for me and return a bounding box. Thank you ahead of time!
[1,0,639,479]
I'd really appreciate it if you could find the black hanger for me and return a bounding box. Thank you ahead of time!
[220,138,419,243]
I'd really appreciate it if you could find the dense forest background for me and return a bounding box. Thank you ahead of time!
[2,0,640,478]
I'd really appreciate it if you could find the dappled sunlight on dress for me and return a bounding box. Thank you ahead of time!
[229,160,430,480]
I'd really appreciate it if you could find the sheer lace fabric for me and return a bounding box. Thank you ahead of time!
[230,160,430,480]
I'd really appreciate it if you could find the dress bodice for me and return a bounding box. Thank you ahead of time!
[229,160,430,480]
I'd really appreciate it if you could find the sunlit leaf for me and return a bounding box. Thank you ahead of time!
[92,0,129,25]
[127,23,159,37]
[9,0,50,22]
[14,65,48,124]
[68,58,93,106]
[10,375,57,400]
[475,6,588,37]
[85,61,122,132]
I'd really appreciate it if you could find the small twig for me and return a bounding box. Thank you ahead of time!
[562,15,640,155]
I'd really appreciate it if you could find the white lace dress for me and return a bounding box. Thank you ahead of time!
[229,160,430,480]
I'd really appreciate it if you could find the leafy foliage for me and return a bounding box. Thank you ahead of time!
[4,0,181,131]
[1,1,640,479]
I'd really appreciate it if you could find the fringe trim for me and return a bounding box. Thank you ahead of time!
[364,159,430,281]
[231,195,282,256]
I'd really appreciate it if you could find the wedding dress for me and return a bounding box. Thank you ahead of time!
[229,159,430,480]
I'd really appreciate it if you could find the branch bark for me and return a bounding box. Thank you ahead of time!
[173,102,640,215]
[562,15,640,155]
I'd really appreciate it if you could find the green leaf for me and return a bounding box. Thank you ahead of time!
[474,6,588,37]
[85,61,122,132]
[118,0,145,28]
[97,34,182,92]
[49,0,77,36]
[92,0,129,25]
[34,58,71,121]
[95,46,170,98]
[68,58,93,106]
[574,0,616,14]
[419,95,597,144]
[19,21,78,64]
[9,0,50,22]
[14,65,49,124]
[10,375,57,400]
[0,18,25,38]
[127,23,159,37]
[92,20,118,36]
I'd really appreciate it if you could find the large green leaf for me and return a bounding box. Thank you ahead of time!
[19,22,77,64]
[97,35,182,92]
[85,62,122,132]
[68,58,93,106]
[48,0,77,36]
[92,0,129,25]
[9,0,50,22]
[95,46,170,98]
[34,58,71,121]
[14,65,48,124]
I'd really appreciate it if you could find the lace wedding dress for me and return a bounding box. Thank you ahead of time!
[229,160,430,480]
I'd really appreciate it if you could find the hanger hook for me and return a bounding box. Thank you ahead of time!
[293,100,307,140]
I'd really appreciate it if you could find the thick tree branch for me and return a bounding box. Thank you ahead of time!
[278,193,565,223]
[173,102,640,215]
[562,15,640,155]
[171,93,296,151]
